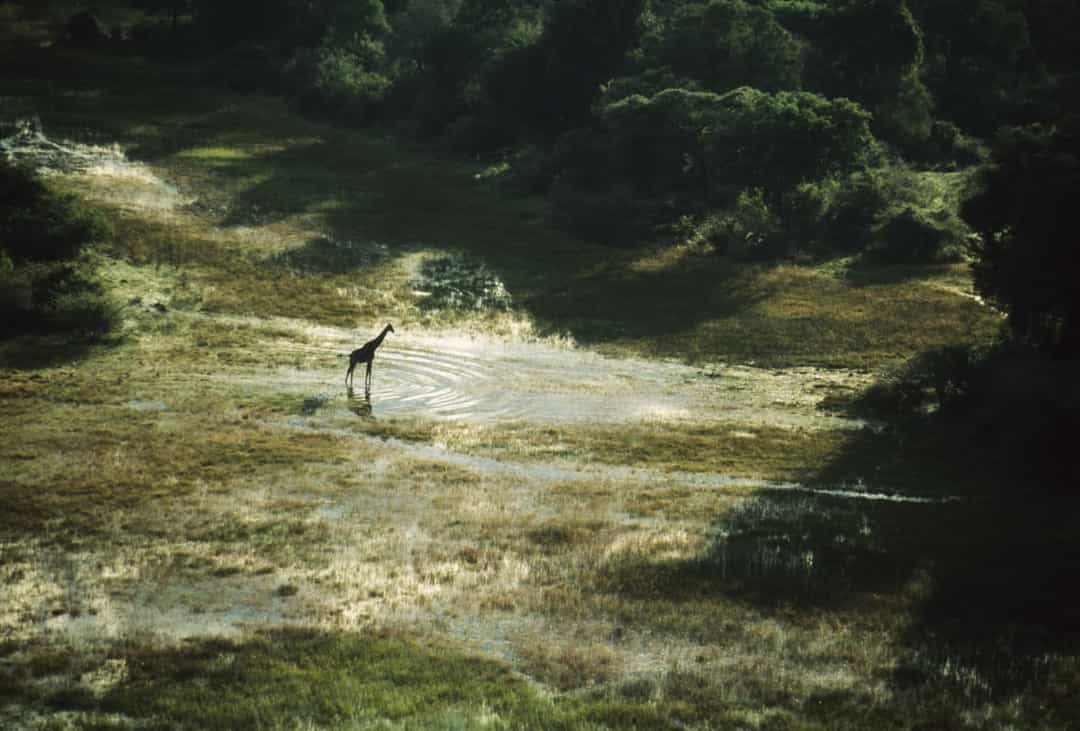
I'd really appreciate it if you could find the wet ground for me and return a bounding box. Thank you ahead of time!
[216,327,870,429]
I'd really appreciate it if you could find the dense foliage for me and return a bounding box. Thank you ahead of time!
[80,0,1071,265]
[963,119,1080,356]
[0,161,116,337]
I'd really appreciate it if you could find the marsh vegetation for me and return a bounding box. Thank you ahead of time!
[2,2,1078,729]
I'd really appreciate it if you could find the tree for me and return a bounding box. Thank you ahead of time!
[488,0,646,134]
[962,119,1080,355]
[550,86,878,243]
[649,0,803,93]
[593,86,876,203]
[808,0,933,148]
[909,0,1030,134]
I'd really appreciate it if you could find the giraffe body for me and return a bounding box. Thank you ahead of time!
[346,324,394,392]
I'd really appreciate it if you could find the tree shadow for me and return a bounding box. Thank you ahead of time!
[839,254,965,289]
[0,332,112,370]
[271,234,391,275]
[811,380,1080,708]
[600,479,1080,711]
[892,498,1080,708]
[210,133,772,347]
[598,491,931,611]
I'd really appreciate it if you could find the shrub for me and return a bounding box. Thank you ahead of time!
[962,120,1080,355]
[287,44,392,123]
[648,0,804,94]
[779,179,833,251]
[859,343,1080,489]
[821,166,968,260]
[602,87,877,201]
[0,162,117,339]
[551,86,879,244]
[44,288,118,338]
[875,206,952,262]
[0,161,112,262]
[710,188,784,259]
[914,120,985,168]
[0,261,117,338]
[862,344,984,417]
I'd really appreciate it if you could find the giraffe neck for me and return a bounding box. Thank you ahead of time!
[371,325,391,349]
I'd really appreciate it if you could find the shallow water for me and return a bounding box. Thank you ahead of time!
[305,334,867,429]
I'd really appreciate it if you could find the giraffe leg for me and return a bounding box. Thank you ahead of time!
[365,362,373,392]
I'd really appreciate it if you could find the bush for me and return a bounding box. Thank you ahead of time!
[0,162,117,339]
[45,288,118,337]
[779,179,833,251]
[597,87,878,204]
[0,261,117,338]
[875,206,952,262]
[550,86,879,245]
[962,120,1080,355]
[0,161,112,262]
[287,44,392,124]
[821,166,968,260]
[862,344,984,417]
[710,188,784,259]
[913,120,985,168]
[647,0,804,94]
[859,343,1080,489]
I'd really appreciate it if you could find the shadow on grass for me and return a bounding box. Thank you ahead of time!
[190,131,773,346]
[892,498,1080,714]
[600,487,1080,716]
[598,491,929,611]
[272,234,391,274]
[840,255,962,288]
[0,333,113,370]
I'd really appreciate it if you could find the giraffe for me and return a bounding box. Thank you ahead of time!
[346,324,394,393]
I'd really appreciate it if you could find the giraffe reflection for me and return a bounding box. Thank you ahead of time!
[346,387,373,418]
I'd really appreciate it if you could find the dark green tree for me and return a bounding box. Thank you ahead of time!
[551,86,878,243]
[910,0,1030,135]
[649,0,803,93]
[488,0,646,134]
[593,87,875,203]
[962,119,1080,355]
[0,161,110,263]
[808,0,933,148]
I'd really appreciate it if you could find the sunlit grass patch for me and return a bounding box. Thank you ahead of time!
[433,420,856,484]
[511,248,1000,369]
[176,146,255,161]
[0,401,355,536]
[515,638,622,691]
[0,630,552,729]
